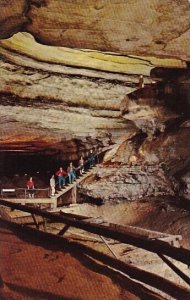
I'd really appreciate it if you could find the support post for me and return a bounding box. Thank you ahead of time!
[58,225,70,236]
[100,235,118,258]
[42,217,47,232]
[70,184,77,204]
[158,254,190,286]
[51,198,57,210]
[31,214,39,229]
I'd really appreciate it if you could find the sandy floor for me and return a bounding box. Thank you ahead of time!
[1,198,190,300]
[0,219,167,300]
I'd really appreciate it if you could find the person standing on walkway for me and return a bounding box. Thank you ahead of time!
[67,162,76,184]
[138,75,144,88]
[78,156,84,175]
[56,167,67,190]
[128,155,138,167]
[50,174,56,196]
[88,149,96,167]
[26,177,35,198]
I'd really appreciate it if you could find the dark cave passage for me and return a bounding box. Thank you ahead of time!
[0,151,78,189]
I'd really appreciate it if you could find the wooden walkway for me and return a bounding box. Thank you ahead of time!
[1,199,190,287]
[58,211,182,247]
[0,167,96,210]
[1,199,189,265]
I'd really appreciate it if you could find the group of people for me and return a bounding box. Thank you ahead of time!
[50,150,96,197]
[25,150,97,198]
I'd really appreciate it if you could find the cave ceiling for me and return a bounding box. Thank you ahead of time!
[0,0,189,160]
[0,0,190,60]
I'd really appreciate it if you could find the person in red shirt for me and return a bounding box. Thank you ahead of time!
[26,177,35,198]
[56,167,67,189]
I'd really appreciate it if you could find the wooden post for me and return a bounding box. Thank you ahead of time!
[100,235,118,258]
[0,199,190,266]
[58,225,70,236]
[51,198,57,210]
[71,184,77,204]
[31,214,39,229]
[42,217,47,232]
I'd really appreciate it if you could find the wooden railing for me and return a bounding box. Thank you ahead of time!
[0,199,190,267]
[1,188,50,199]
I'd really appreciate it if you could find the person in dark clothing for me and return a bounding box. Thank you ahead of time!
[67,162,76,184]
[88,149,96,167]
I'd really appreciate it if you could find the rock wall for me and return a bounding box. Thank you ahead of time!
[0,0,190,60]
[79,84,190,202]
[79,123,190,202]
[79,164,176,202]
[180,171,190,202]
[0,5,190,201]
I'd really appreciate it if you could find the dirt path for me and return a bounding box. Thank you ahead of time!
[0,219,167,300]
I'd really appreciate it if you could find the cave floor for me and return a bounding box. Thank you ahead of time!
[1,198,190,300]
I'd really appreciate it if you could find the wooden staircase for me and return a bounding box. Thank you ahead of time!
[0,166,97,210]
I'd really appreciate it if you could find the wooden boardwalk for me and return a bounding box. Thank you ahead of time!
[1,199,189,266]
[0,167,96,210]
[58,211,182,247]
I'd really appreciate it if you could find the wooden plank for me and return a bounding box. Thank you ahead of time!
[0,198,57,210]
[0,198,55,204]
[104,222,182,240]
[1,217,189,300]
[60,211,90,220]
[31,214,39,229]
[0,199,189,266]
[60,211,182,246]
[0,198,26,205]
[1,189,16,192]
[58,225,70,236]
[53,168,97,200]
[9,210,31,218]
[158,254,190,286]
[156,236,182,247]
[25,198,55,204]
[100,235,118,258]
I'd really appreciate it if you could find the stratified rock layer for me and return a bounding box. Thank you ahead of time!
[0,0,190,60]
[79,120,190,202]
[0,33,187,159]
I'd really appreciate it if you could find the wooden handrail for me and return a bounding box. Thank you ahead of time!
[0,199,190,266]
[1,217,189,299]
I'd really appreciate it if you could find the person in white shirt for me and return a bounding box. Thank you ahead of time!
[50,174,55,196]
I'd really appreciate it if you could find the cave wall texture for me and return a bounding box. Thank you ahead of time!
[0,0,190,60]
[0,0,190,201]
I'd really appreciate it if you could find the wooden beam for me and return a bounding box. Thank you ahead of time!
[25,198,55,204]
[58,225,70,236]
[1,218,189,300]
[100,235,118,259]
[60,211,91,220]
[0,198,55,204]
[158,254,190,286]
[0,199,190,266]
[31,214,39,230]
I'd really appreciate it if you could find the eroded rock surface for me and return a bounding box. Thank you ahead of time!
[79,121,190,202]
[0,0,190,60]
[180,171,190,202]
[0,25,190,203]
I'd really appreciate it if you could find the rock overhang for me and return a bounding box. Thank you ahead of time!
[0,0,190,61]
[0,1,190,165]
